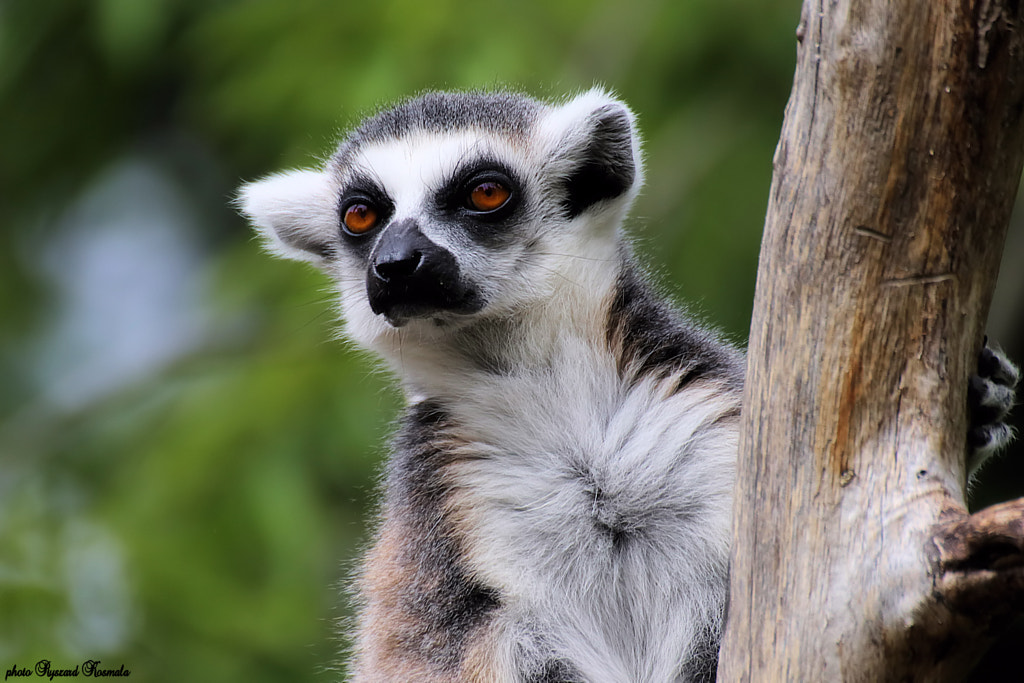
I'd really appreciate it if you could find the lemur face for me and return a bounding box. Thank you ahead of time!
[239,89,642,346]
[331,132,540,328]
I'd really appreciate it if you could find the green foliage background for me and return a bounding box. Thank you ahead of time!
[1,1,1021,681]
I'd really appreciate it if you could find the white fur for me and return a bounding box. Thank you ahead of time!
[237,169,337,264]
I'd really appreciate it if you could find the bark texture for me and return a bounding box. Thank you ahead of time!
[718,1,1024,681]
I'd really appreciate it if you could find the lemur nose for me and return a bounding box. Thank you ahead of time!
[366,217,480,321]
[373,250,422,283]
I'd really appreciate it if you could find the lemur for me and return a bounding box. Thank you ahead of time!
[238,89,1018,682]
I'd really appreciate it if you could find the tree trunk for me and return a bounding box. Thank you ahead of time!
[718,1,1024,681]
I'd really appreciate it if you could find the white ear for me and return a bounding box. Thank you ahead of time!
[236,169,338,264]
[537,87,644,218]
[540,88,634,143]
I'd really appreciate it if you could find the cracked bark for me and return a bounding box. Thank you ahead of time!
[717,1,1024,681]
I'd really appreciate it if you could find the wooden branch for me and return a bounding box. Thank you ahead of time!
[718,1,1024,680]
[932,499,1024,608]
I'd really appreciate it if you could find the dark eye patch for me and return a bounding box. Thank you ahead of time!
[428,160,526,249]
[438,160,515,208]
[337,175,394,252]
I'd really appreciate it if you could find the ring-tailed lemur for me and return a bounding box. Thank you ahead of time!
[238,89,1018,682]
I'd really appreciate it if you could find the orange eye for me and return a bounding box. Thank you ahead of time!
[467,181,511,212]
[343,202,378,234]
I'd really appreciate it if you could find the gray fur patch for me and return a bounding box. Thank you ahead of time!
[334,90,543,166]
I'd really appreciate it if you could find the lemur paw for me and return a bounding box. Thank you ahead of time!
[967,340,1019,478]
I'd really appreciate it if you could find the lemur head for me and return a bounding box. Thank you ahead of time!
[239,89,643,354]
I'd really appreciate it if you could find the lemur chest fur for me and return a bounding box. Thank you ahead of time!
[425,317,737,598]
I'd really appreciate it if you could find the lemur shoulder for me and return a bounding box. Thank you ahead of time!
[238,89,1018,682]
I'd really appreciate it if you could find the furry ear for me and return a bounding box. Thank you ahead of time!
[236,169,338,264]
[540,89,643,219]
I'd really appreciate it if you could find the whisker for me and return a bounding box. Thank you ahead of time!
[293,305,338,333]
[533,251,616,264]
[294,295,338,308]
[531,262,585,289]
